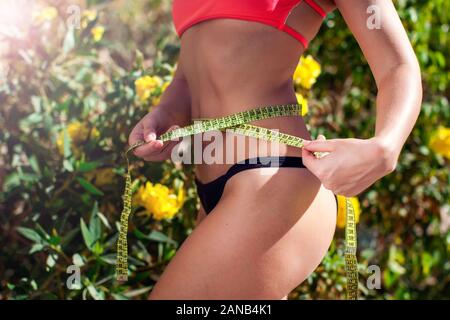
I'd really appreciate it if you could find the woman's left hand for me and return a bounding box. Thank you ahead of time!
[301,135,398,197]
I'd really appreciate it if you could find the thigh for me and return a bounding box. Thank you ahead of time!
[149,168,337,300]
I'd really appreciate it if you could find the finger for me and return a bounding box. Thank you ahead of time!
[302,143,336,177]
[143,115,160,142]
[144,140,179,162]
[311,135,327,157]
[128,120,144,146]
[302,134,325,148]
[133,139,164,158]
[303,139,336,152]
[157,124,181,142]
[302,145,318,169]
[138,125,181,160]
[165,124,181,135]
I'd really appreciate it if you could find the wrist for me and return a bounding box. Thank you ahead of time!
[369,136,400,174]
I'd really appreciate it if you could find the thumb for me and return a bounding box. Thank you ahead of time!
[167,124,180,133]
[302,143,317,166]
[303,135,335,152]
[160,125,181,141]
[142,114,159,143]
[302,134,325,147]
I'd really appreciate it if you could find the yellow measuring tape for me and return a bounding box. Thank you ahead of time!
[116,103,359,299]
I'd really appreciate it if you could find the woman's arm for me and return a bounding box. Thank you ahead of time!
[302,0,422,196]
[155,58,192,127]
[336,0,422,165]
[129,58,192,161]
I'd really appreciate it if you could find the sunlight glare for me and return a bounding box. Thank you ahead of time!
[0,0,33,37]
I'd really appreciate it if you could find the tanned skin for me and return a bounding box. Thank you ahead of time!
[129,0,422,299]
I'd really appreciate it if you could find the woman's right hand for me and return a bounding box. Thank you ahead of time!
[128,108,181,162]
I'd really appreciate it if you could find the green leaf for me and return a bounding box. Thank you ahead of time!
[17,227,42,243]
[63,27,76,54]
[91,241,104,256]
[62,127,71,158]
[3,173,20,191]
[28,155,41,174]
[17,172,39,183]
[163,248,176,261]
[80,218,94,250]
[87,285,104,300]
[63,159,74,172]
[30,95,42,112]
[122,286,152,298]
[72,253,85,267]
[49,235,61,246]
[89,202,101,241]
[76,161,100,173]
[99,254,116,265]
[112,293,130,300]
[76,177,104,196]
[148,230,177,245]
[29,243,44,254]
[134,229,176,245]
[46,253,57,268]
[97,211,111,230]
[24,113,43,125]
[6,283,15,290]
[35,223,51,241]
[421,252,433,275]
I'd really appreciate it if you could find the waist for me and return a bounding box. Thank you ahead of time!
[189,77,299,119]
[186,103,312,182]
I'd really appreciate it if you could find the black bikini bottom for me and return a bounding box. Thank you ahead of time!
[195,156,309,214]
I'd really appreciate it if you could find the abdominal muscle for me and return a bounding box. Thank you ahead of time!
[180,19,315,181]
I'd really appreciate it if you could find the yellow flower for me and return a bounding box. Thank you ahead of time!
[133,181,185,220]
[429,126,450,159]
[83,10,97,21]
[91,26,105,42]
[151,81,170,106]
[161,81,170,92]
[85,168,116,187]
[56,121,100,156]
[81,9,97,28]
[33,6,58,23]
[91,127,100,139]
[135,76,163,103]
[293,55,321,90]
[151,96,161,107]
[295,93,309,116]
[169,64,177,78]
[336,195,361,229]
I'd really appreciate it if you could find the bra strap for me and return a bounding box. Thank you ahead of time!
[304,0,327,17]
[280,24,309,49]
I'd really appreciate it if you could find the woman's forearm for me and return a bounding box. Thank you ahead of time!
[372,62,422,169]
[155,73,192,127]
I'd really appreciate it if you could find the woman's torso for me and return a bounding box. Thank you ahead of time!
[175,0,336,182]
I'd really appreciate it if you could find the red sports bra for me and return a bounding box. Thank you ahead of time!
[172,0,332,49]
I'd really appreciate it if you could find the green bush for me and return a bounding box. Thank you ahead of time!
[0,0,448,300]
